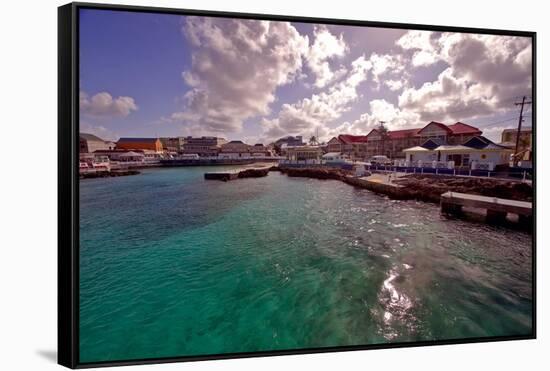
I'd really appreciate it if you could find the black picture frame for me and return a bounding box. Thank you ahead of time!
[58,2,537,368]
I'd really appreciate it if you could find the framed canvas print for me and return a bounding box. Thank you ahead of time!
[58,2,536,368]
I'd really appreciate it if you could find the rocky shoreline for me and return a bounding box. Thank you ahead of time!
[277,166,348,180]
[238,168,270,178]
[270,166,532,203]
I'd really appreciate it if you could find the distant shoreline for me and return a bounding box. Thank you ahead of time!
[160,158,279,167]
[80,169,140,179]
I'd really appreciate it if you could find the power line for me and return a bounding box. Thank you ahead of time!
[475,116,520,128]
[475,112,532,130]
[441,94,531,116]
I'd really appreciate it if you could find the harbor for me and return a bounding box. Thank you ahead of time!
[79,166,533,362]
[199,164,533,229]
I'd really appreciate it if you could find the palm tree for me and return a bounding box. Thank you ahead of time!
[309,135,319,146]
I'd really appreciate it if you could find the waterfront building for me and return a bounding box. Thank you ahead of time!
[500,127,532,151]
[279,143,291,155]
[160,137,185,153]
[285,145,323,162]
[338,134,369,159]
[499,128,532,167]
[365,128,419,159]
[79,133,116,153]
[326,137,343,153]
[181,136,227,157]
[118,151,145,163]
[364,121,482,159]
[219,140,251,158]
[116,137,163,152]
[91,149,142,161]
[142,150,164,163]
[250,143,272,157]
[274,135,305,154]
[416,122,482,145]
[403,136,512,170]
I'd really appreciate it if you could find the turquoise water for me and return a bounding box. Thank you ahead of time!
[79,167,533,363]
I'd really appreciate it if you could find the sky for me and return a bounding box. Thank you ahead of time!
[79,9,533,144]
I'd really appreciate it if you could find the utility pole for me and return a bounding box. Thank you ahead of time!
[513,96,532,166]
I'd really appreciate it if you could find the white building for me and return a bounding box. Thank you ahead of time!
[403,136,513,170]
[249,143,271,157]
[284,145,323,164]
[118,151,145,162]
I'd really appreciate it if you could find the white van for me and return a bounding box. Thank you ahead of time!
[368,155,392,165]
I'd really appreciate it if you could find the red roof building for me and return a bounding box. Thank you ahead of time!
[116,137,163,152]
[326,137,343,153]
[387,128,419,140]
[361,121,483,159]
[324,121,482,160]
[447,122,483,135]
[336,134,369,158]
[338,134,369,144]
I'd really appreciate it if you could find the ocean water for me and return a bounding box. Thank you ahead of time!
[79,167,533,363]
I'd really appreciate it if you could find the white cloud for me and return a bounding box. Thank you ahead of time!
[369,53,404,82]
[332,99,420,136]
[385,79,406,91]
[80,91,138,118]
[174,17,309,134]
[306,26,348,88]
[439,33,532,107]
[261,54,372,142]
[395,32,532,122]
[366,53,408,91]
[396,30,441,67]
[397,67,489,122]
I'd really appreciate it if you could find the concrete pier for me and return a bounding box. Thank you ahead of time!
[204,172,239,181]
[440,191,532,224]
[204,167,270,181]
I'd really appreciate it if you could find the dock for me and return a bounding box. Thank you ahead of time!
[204,166,271,181]
[204,172,239,181]
[440,191,532,224]
[342,172,409,199]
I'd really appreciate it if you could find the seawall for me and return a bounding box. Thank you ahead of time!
[273,166,532,204]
